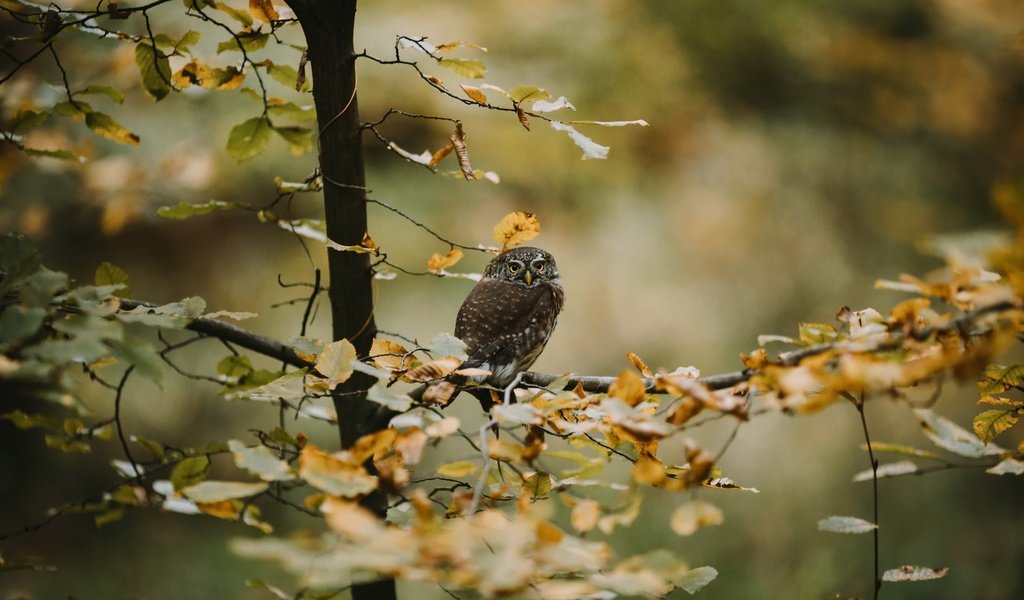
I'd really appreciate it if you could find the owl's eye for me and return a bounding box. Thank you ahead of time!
[508,261,523,273]
[532,259,546,271]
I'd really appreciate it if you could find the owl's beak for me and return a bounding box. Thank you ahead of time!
[523,270,533,286]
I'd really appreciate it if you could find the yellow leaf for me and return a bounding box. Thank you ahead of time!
[404,355,462,382]
[631,454,666,486]
[314,339,356,389]
[427,248,464,274]
[626,352,653,378]
[85,112,140,145]
[609,369,646,407]
[571,498,601,533]
[298,445,378,498]
[460,84,488,104]
[370,338,412,371]
[436,460,479,478]
[248,0,279,23]
[670,500,724,536]
[493,211,540,251]
[429,142,454,166]
[487,438,524,461]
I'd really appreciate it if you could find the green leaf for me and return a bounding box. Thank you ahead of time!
[267,102,316,122]
[0,305,45,343]
[95,507,125,527]
[0,232,41,295]
[24,148,77,160]
[77,85,125,104]
[429,332,468,361]
[914,408,1005,458]
[266,64,309,92]
[678,566,718,595]
[214,1,253,26]
[225,370,306,402]
[550,121,609,160]
[174,30,201,52]
[53,100,91,120]
[2,410,60,431]
[881,565,949,582]
[863,441,942,461]
[437,57,486,78]
[852,460,918,481]
[228,439,295,481]
[135,43,172,101]
[156,199,241,220]
[170,455,211,490]
[132,435,166,460]
[436,460,478,478]
[9,108,49,130]
[44,434,92,453]
[972,409,1019,444]
[107,335,164,386]
[313,339,356,390]
[95,261,131,298]
[84,111,140,145]
[217,354,253,378]
[817,515,877,534]
[217,32,269,54]
[507,85,549,104]
[227,116,273,162]
[798,322,840,345]
[977,364,1024,395]
[523,471,552,499]
[272,125,313,155]
[181,480,269,502]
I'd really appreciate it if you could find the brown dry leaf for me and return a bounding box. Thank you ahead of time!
[460,84,488,104]
[321,497,384,541]
[626,352,654,378]
[427,248,464,274]
[493,211,541,251]
[298,445,378,498]
[632,454,667,486]
[347,428,398,464]
[741,348,769,369]
[249,0,279,23]
[667,396,703,426]
[516,106,531,131]
[405,355,462,382]
[450,122,475,180]
[429,142,454,166]
[609,369,646,407]
[422,381,457,405]
[394,429,427,465]
[571,498,601,533]
[370,338,412,371]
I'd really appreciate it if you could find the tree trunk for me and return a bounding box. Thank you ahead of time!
[284,2,394,599]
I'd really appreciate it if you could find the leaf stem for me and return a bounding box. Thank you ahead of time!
[855,393,881,599]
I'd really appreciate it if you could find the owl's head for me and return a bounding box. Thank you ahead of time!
[484,246,559,287]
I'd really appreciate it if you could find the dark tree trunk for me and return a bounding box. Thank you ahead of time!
[283,2,394,599]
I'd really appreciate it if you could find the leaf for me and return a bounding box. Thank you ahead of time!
[972,409,1019,444]
[299,445,378,497]
[798,322,840,345]
[881,565,949,582]
[24,148,76,160]
[987,457,1024,475]
[436,460,478,478]
[493,211,540,250]
[8,108,49,131]
[272,125,313,155]
[670,500,724,536]
[170,455,211,490]
[248,0,278,23]
[227,116,273,162]
[571,499,601,533]
[214,1,253,25]
[313,339,356,390]
[437,57,486,78]
[508,85,550,104]
[549,121,609,160]
[84,111,140,145]
[267,102,316,122]
[678,566,718,594]
[157,200,241,220]
[864,441,942,461]
[134,43,172,101]
[460,84,488,104]
[523,471,552,499]
[565,119,650,127]
[95,262,131,298]
[977,364,1024,395]
[609,369,646,407]
[366,383,414,412]
[181,480,269,502]
[266,64,309,92]
[217,32,269,54]
[853,460,918,481]
[817,515,877,534]
[387,141,432,165]
[532,96,576,113]
[203,310,257,321]
[404,355,462,382]
[228,439,295,481]
[914,408,1005,458]
[77,85,126,104]
[429,333,469,361]
[427,249,464,273]
[106,335,164,386]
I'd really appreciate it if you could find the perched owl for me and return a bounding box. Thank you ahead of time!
[454,246,565,410]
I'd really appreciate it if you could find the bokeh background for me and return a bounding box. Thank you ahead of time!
[2,0,1023,598]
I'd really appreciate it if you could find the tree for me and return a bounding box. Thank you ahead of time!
[2,1,1023,598]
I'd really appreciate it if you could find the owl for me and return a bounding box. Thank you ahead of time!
[453,246,565,411]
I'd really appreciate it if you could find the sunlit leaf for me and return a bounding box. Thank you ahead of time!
[214,0,253,25]
[181,480,269,502]
[678,566,718,594]
[248,0,278,23]
[972,409,1019,444]
[508,85,549,104]
[267,102,316,122]
[532,96,576,113]
[914,408,1004,458]
[493,211,540,250]
[436,460,478,478]
[170,455,211,490]
[817,515,877,534]
[427,249,464,274]
[977,364,1024,395]
[299,445,378,497]
[853,460,918,481]
[266,64,309,92]
[218,32,270,54]
[670,500,723,536]
[438,58,486,78]
[84,111,140,145]
[570,498,601,533]
[565,119,649,127]
[387,141,432,165]
[313,339,356,389]
[404,355,461,382]
[135,43,172,101]
[550,121,609,160]
[77,85,126,104]
[493,402,543,426]
[460,84,488,104]
[881,565,949,582]
[523,471,552,499]
[228,439,295,481]
[227,116,273,162]
[157,200,241,220]
[609,369,646,407]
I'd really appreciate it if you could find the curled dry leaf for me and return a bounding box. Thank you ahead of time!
[404,355,462,382]
[493,211,540,251]
[450,123,475,180]
[609,370,646,407]
[427,248,464,274]
[370,338,413,371]
[460,84,488,104]
[626,352,654,378]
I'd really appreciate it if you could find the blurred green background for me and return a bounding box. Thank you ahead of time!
[2,0,1023,598]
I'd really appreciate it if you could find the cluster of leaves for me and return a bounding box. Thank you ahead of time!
[0,0,313,162]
